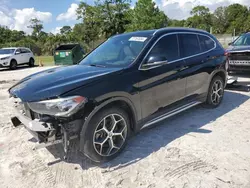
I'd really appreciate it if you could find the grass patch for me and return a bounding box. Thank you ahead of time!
[35,56,54,66]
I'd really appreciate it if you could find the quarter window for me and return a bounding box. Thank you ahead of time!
[198,35,215,52]
[179,34,201,57]
[148,34,179,62]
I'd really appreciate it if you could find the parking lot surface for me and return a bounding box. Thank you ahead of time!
[0,67,250,188]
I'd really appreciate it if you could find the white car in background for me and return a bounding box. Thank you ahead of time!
[0,47,35,70]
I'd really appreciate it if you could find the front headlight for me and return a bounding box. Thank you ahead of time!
[28,96,87,117]
[0,56,10,60]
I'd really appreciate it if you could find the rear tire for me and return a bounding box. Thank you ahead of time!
[205,76,224,108]
[80,107,130,163]
[29,58,35,67]
[9,60,17,70]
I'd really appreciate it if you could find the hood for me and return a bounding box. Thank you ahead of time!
[0,54,11,59]
[9,65,122,102]
[226,45,250,53]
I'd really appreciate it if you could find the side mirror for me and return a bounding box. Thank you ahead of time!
[15,51,20,55]
[228,42,232,46]
[141,55,168,69]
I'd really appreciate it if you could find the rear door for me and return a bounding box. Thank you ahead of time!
[138,34,187,119]
[21,48,31,63]
[179,33,216,99]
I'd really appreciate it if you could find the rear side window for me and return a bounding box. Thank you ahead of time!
[21,48,31,53]
[179,34,201,57]
[149,34,179,62]
[198,35,215,52]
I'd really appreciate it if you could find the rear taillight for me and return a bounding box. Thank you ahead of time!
[225,61,229,71]
[224,51,229,70]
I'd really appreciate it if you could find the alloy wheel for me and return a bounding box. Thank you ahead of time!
[93,114,127,157]
[211,80,223,105]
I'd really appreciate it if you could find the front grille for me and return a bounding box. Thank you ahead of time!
[228,52,250,61]
[13,98,25,113]
[31,110,41,119]
[12,97,32,119]
[229,60,250,66]
[228,64,250,73]
[23,103,32,119]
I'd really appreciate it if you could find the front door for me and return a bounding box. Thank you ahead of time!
[14,48,24,64]
[138,34,187,120]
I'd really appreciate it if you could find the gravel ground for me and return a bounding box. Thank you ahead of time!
[0,67,250,188]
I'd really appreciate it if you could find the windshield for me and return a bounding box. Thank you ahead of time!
[79,34,152,68]
[233,34,250,46]
[0,49,15,55]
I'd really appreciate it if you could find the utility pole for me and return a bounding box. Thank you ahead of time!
[233,28,236,40]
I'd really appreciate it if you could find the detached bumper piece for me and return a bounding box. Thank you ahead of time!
[227,76,238,85]
[11,116,21,127]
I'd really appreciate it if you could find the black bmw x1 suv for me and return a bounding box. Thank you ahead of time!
[9,28,227,163]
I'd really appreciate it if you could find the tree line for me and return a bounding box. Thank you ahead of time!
[0,0,250,55]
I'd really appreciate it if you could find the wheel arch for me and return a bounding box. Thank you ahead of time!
[10,58,17,63]
[203,69,226,100]
[209,69,227,88]
[212,71,226,85]
[85,97,137,131]
[79,97,138,154]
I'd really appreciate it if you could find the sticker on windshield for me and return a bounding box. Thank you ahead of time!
[129,37,147,42]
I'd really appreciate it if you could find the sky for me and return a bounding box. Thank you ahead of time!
[0,0,250,34]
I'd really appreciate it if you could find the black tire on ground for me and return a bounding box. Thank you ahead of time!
[80,107,131,163]
[9,59,17,70]
[205,76,225,108]
[29,58,35,67]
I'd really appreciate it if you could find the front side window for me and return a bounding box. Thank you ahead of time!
[80,34,152,68]
[179,34,201,57]
[147,34,179,62]
[233,34,250,46]
[199,35,215,52]
[15,49,21,54]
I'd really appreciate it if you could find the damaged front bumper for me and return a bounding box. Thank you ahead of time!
[10,97,81,158]
[13,106,53,132]
[10,97,55,141]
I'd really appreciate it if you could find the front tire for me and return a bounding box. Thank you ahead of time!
[80,107,130,163]
[205,76,225,108]
[9,59,17,70]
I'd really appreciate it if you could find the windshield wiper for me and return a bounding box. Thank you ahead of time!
[89,64,106,68]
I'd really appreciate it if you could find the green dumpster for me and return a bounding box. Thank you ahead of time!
[54,44,85,65]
